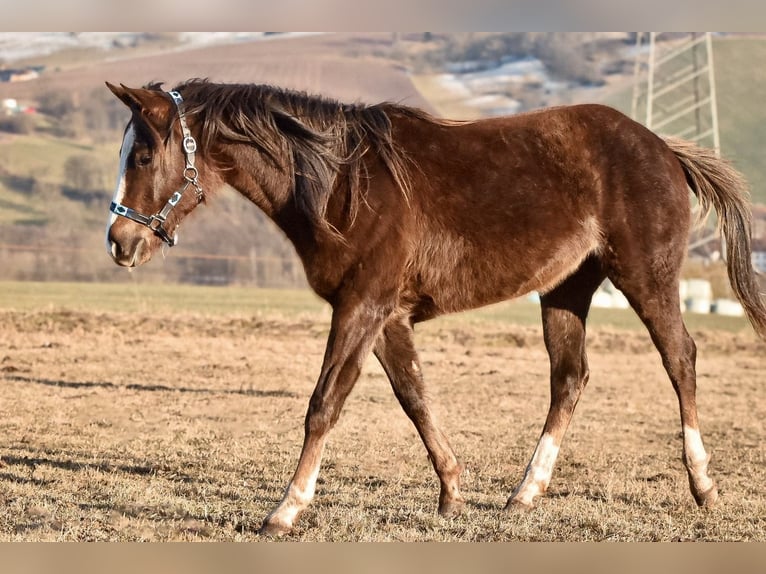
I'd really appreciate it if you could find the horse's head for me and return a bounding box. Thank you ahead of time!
[105,82,211,267]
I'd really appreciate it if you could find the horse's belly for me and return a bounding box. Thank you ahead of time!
[408,218,602,316]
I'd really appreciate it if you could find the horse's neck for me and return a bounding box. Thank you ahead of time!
[221,142,323,252]
[222,144,289,217]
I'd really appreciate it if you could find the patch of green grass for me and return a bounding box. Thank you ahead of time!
[0,136,112,184]
[0,281,752,334]
[601,36,766,205]
[439,297,750,334]
[0,281,328,317]
[0,134,118,227]
[0,186,48,224]
[711,37,766,204]
[0,134,114,195]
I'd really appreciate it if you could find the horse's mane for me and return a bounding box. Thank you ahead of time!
[158,79,440,235]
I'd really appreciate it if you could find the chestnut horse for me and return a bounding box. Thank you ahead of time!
[105,79,766,536]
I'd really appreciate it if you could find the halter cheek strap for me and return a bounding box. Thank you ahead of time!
[109,89,204,247]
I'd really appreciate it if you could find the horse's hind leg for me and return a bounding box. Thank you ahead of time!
[507,257,604,510]
[609,270,718,507]
[374,316,465,516]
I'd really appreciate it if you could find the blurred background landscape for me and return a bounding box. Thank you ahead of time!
[1,32,764,292]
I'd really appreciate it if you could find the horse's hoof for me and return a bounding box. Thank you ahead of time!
[258,519,292,538]
[504,498,535,513]
[693,483,719,509]
[438,498,465,517]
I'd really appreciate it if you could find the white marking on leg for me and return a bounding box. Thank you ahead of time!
[683,425,714,493]
[684,426,708,465]
[512,432,560,506]
[105,124,135,250]
[266,445,325,530]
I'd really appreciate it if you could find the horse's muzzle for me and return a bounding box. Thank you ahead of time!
[107,229,150,268]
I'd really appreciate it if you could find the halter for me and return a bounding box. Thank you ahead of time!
[109,90,204,247]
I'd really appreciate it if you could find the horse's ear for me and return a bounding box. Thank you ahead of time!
[106,81,134,108]
[105,82,172,136]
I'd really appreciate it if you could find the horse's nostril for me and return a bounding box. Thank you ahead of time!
[108,234,146,267]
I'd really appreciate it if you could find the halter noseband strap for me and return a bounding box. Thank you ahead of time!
[109,90,204,247]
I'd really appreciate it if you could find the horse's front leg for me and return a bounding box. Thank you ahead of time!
[259,299,392,537]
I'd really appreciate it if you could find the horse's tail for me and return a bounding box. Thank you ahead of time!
[664,136,766,339]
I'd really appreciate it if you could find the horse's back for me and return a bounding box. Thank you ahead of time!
[391,103,690,318]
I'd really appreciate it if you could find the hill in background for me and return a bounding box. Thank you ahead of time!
[0,32,763,286]
[0,33,437,285]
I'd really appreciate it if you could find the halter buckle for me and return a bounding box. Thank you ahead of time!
[147,214,166,231]
[183,136,197,154]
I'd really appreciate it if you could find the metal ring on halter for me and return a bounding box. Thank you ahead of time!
[184,166,199,182]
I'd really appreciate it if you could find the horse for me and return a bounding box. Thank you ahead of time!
[104,79,766,536]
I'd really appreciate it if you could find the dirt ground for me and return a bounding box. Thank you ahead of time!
[0,307,764,541]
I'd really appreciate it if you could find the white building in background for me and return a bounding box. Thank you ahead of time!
[2,98,17,115]
[753,250,766,273]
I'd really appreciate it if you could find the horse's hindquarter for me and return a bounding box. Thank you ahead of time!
[394,105,683,317]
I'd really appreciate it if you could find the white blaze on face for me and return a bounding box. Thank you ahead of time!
[106,124,136,249]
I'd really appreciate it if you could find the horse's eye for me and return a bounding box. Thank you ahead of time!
[136,153,152,167]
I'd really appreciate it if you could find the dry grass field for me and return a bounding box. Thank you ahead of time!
[0,281,764,541]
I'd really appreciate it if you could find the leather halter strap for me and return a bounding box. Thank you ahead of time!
[109,89,203,247]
